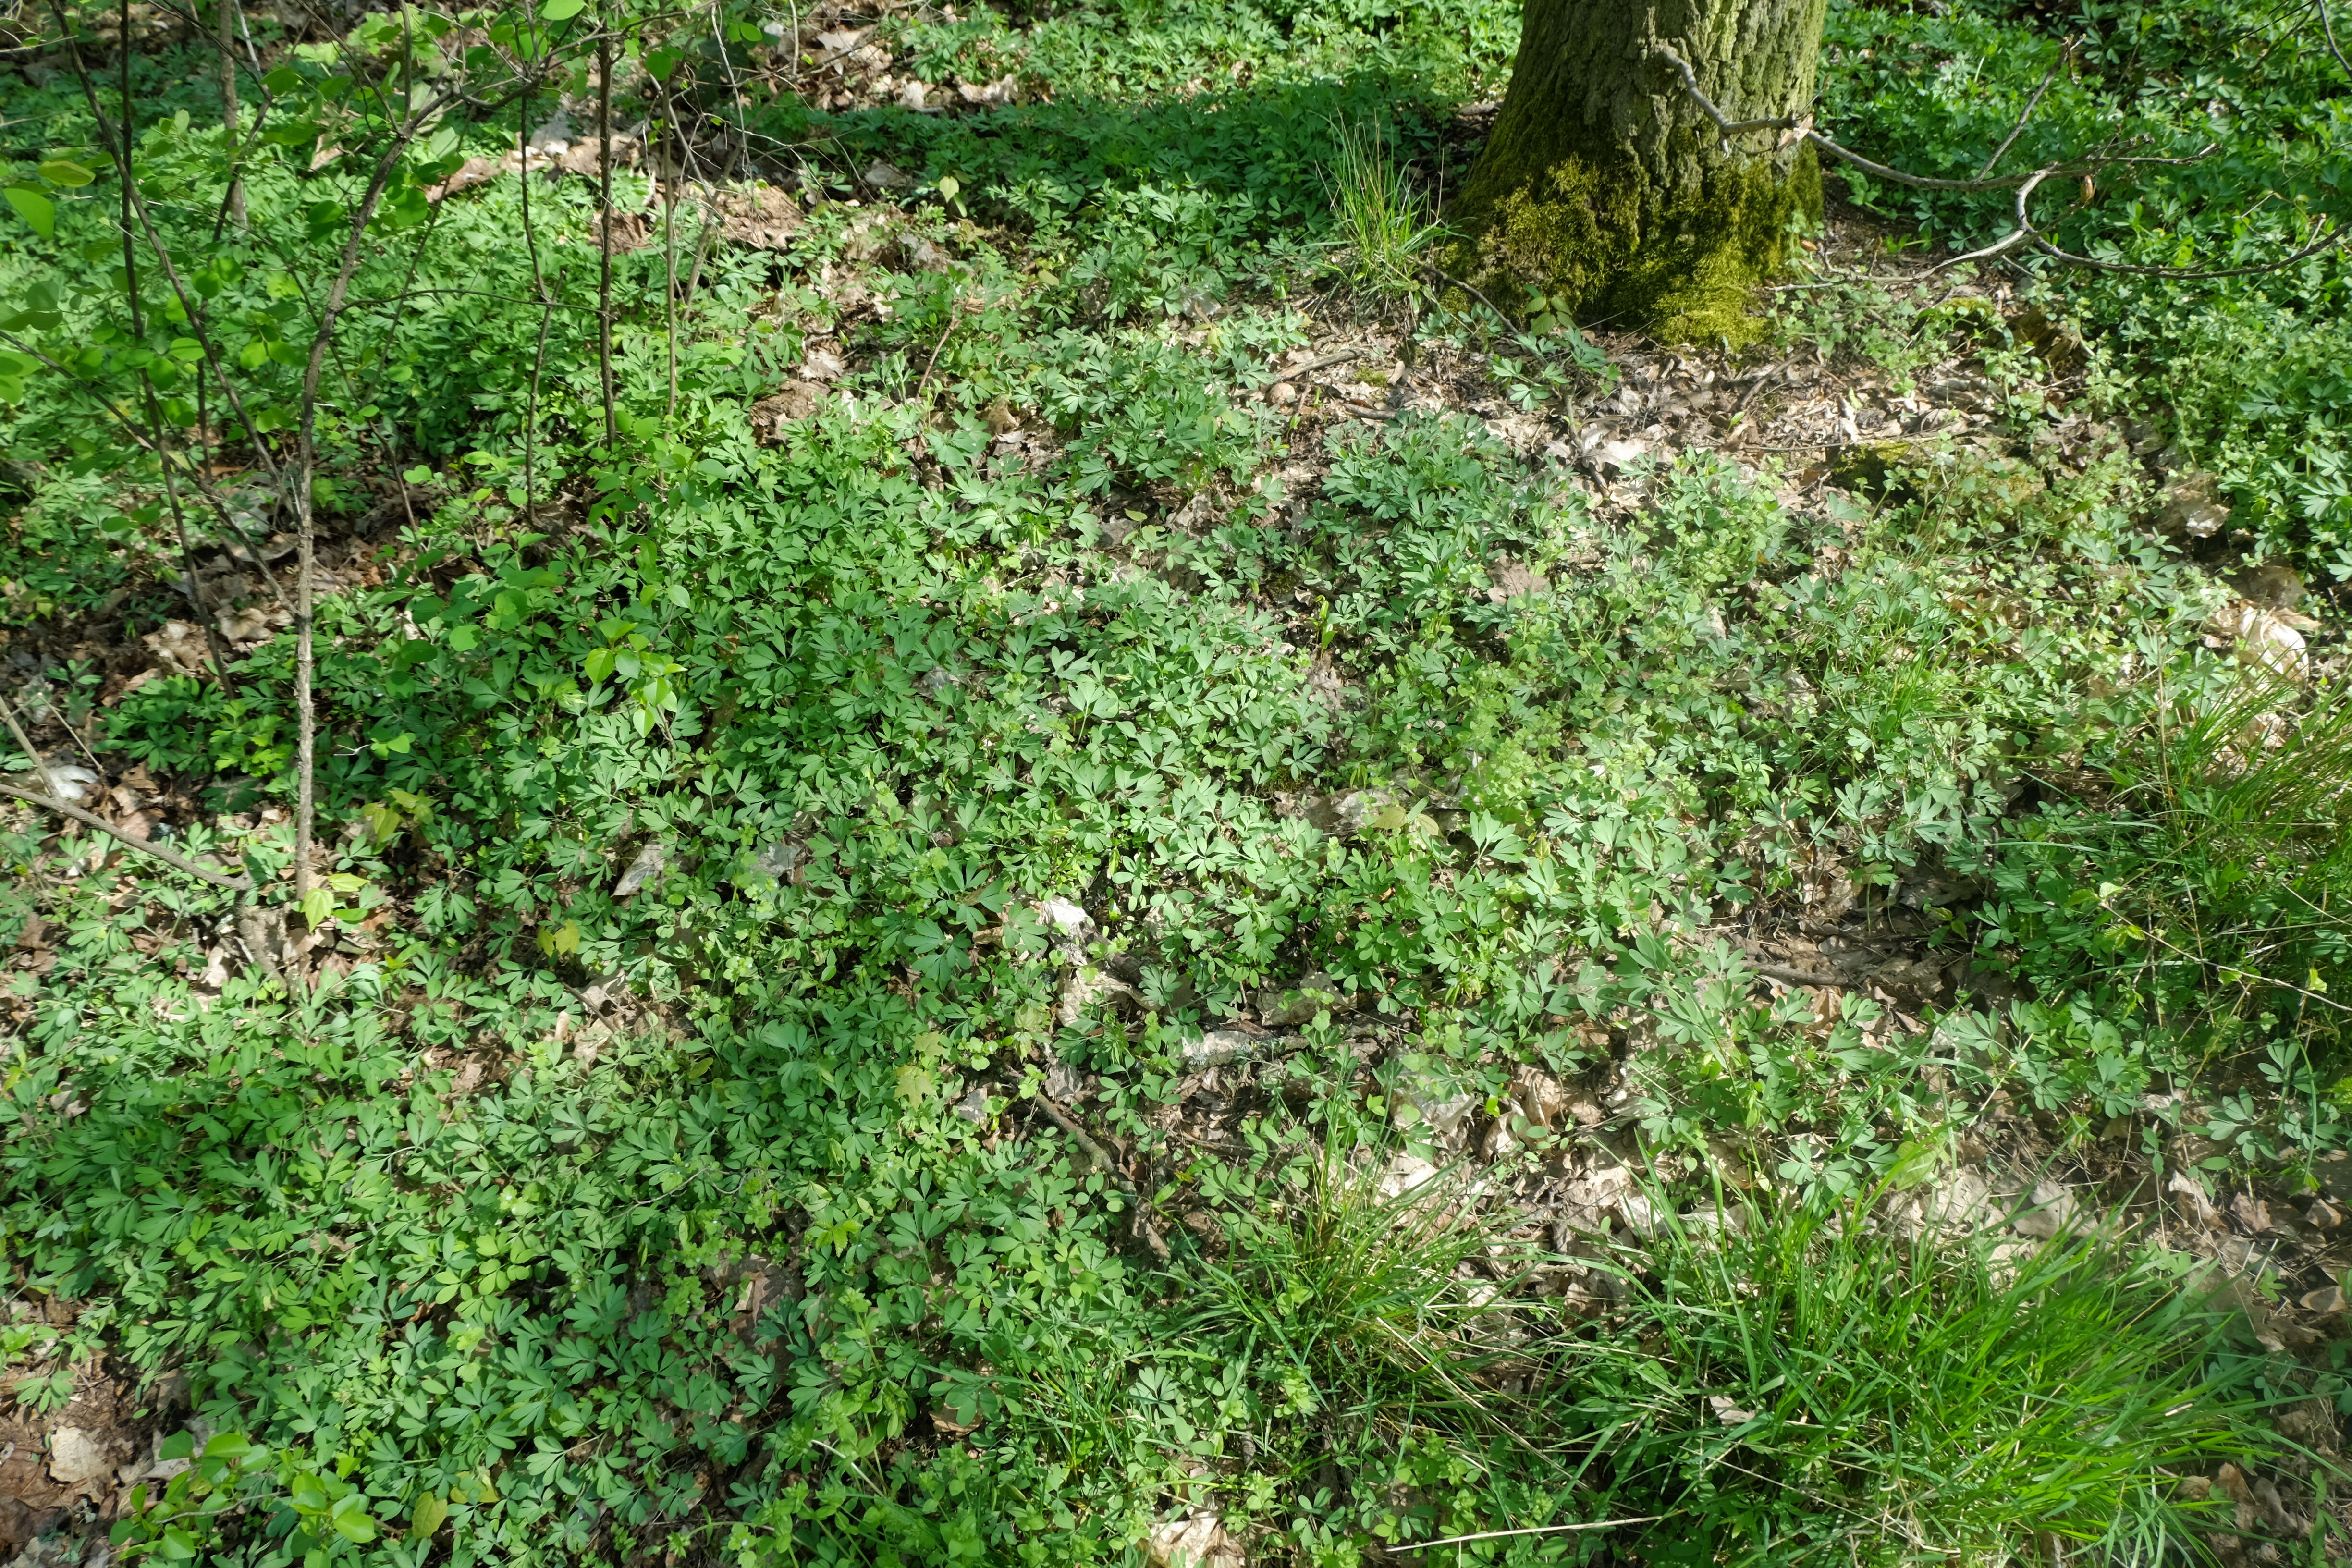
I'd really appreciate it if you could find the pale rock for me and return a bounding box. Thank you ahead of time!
[1615,1191,1658,1238]
[957,75,1017,106]
[1257,970,1344,1027]
[27,761,98,804]
[1304,786,1402,838]
[860,160,912,191]
[1681,1202,1744,1236]
[1041,1059,1088,1102]
[2206,599,2313,676]
[1393,1088,1478,1150]
[1922,1170,1993,1233]
[1511,1066,1570,1131]
[1486,560,1550,604]
[525,107,571,150]
[1481,1118,1517,1161]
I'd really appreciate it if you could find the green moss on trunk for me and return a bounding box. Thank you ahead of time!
[1449,0,1829,343]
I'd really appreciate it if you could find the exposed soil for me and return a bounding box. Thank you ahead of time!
[2,1295,189,1568]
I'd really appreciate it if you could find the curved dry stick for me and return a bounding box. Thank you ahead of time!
[2320,0,2352,76]
[1654,43,2057,191]
[1032,1092,1170,1261]
[1927,168,2057,274]
[1657,42,2339,280]
[2030,221,2348,279]
[1975,43,2073,181]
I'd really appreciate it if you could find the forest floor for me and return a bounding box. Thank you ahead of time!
[5,0,2352,1562]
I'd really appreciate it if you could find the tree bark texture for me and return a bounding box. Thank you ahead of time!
[1450,0,1827,340]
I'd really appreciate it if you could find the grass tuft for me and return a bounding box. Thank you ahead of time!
[1322,119,1446,301]
[1580,1194,2295,1564]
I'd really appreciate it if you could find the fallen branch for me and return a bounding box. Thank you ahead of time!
[0,696,253,891]
[1654,44,2342,280]
[0,784,253,892]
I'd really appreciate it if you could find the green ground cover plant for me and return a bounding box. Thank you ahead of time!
[0,0,2350,1558]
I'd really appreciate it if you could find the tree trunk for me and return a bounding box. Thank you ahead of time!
[1449,0,1827,341]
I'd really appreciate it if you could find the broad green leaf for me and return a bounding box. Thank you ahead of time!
[201,1433,257,1464]
[37,159,95,187]
[5,187,55,238]
[539,0,585,18]
[328,1492,377,1544]
[409,1492,448,1540]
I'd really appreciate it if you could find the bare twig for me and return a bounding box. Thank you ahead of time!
[1282,347,1366,380]
[0,783,255,891]
[598,18,617,446]
[219,0,245,227]
[1974,43,2072,181]
[1656,42,2339,281]
[1410,1518,1667,1552]
[912,293,969,405]
[518,25,547,516]
[0,698,76,803]
[1032,1092,1170,1261]
[2320,0,2352,76]
[2028,221,2348,278]
[1751,961,1862,991]
[0,699,251,892]
[290,31,446,915]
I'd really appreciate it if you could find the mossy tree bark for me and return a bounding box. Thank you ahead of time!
[1450,0,1828,341]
